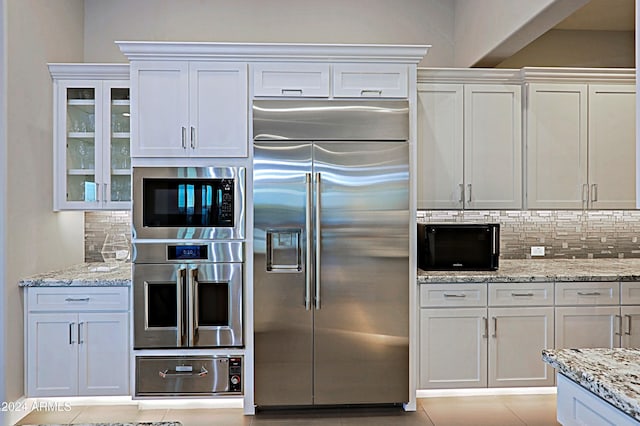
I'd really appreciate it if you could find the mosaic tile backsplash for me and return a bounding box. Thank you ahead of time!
[85,210,640,261]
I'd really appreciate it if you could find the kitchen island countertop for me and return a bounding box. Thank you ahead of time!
[543,348,640,422]
[18,263,131,287]
[418,258,640,283]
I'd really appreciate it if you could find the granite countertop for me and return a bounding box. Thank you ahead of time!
[543,348,640,421]
[418,258,640,284]
[19,263,132,287]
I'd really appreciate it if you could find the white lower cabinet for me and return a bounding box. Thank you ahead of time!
[418,282,554,389]
[419,307,487,389]
[25,287,129,397]
[555,306,620,349]
[488,307,555,387]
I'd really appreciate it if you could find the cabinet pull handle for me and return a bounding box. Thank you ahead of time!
[511,292,534,297]
[625,314,632,335]
[482,317,488,338]
[65,297,90,302]
[78,322,84,344]
[360,89,382,96]
[492,317,497,338]
[467,184,472,203]
[181,126,187,149]
[615,315,622,336]
[281,89,303,96]
[443,293,466,298]
[591,184,598,202]
[69,322,75,345]
[190,126,196,149]
[577,291,601,296]
[582,184,588,208]
[459,184,464,204]
[103,183,108,203]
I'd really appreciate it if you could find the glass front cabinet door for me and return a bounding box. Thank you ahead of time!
[50,64,131,210]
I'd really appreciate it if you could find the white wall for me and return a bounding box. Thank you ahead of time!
[497,29,635,68]
[3,0,85,414]
[453,0,589,67]
[83,0,454,66]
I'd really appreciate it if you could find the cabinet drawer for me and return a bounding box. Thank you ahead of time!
[252,63,330,97]
[332,64,408,98]
[28,287,128,312]
[555,282,619,306]
[621,282,640,305]
[488,282,554,307]
[419,284,487,308]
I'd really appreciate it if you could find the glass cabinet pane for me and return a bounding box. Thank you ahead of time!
[109,87,131,202]
[66,87,97,202]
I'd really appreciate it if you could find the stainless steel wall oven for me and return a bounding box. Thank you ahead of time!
[133,241,243,349]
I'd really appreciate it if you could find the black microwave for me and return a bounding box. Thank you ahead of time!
[417,223,500,271]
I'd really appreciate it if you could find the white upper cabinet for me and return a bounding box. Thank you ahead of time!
[524,68,636,210]
[131,61,248,158]
[417,70,522,210]
[332,64,408,98]
[252,63,330,97]
[526,83,588,209]
[588,84,636,209]
[50,64,131,211]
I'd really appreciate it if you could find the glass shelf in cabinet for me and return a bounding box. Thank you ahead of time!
[67,169,96,176]
[111,100,130,107]
[111,169,131,176]
[111,132,130,139]
[68,132,95,139]
[68,99,95,106]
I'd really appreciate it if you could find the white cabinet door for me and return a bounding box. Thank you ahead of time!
[332,64,408,98]
[102,81,131,208]
[555,306,621,349]
[621,306,640,348]
[488,307,554,387]
[416,84,464,209]
[189,62,247,157]
[252,63,330,97]
[465,85,522,209]
[526,84,588,209]
[419,308,487,389]
[27,313,78,397]
[588,84,636,209]
[78,312,129,396]
[131,61,190,157]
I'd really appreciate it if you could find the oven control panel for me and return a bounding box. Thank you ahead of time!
[229,357,242,393]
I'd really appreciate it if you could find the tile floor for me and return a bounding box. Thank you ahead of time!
[14,394,560,425]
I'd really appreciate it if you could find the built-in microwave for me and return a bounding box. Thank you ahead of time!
[132,167,245,241]
[417,223,500,271]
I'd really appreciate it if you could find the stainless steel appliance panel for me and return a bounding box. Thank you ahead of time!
[253,100,409,141]
[132,166,245,240]
[134,259,243,349]
[253,142,314,406]
[313,142,409,404]
[253,141,409,406]
[136,356,242,396]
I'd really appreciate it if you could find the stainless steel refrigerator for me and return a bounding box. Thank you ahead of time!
[253,100,410,407]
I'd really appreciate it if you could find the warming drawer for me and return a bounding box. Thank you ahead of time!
[135,356,242,396]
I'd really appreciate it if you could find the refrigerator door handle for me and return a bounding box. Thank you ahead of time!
[314,172,321,310]
[305,173,313,310]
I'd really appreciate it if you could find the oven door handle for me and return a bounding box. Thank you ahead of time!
[176,267,187,347]
[188,267,198,347]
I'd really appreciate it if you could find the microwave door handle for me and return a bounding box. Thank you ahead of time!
[188,268,197,347]
[305,173,313,310]
[492,227,498,255]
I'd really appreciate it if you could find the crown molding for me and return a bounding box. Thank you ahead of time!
[520,67,635,84]
[418,67,521,84]
[48,63,130,80]
[116,41,430,64]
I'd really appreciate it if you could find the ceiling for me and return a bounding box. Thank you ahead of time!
[554,0,635,31]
